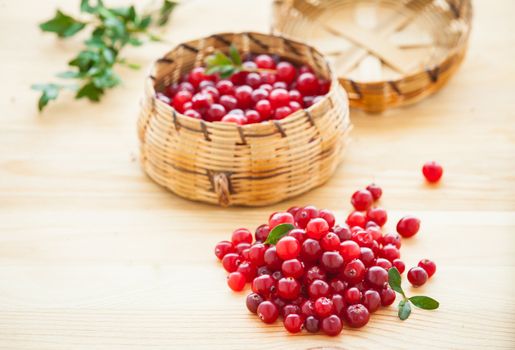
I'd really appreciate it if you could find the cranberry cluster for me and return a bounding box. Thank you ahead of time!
[156,54,330,124]
[215,184,437,336]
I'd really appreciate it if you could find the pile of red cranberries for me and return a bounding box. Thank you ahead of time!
[214,184,437,336]
[156,54,330,124]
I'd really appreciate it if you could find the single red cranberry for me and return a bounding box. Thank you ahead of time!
[367,208,388,227]
[407,267,428,287]
[283,314,303,333]
[342,259,366,284]
[375,258,393,270]
[287,228,306,243]
[320,232,341,251]
[202,86,220,102]
[234,242,251,255]
[245,72,261,88]
[397,216,421,238]
[318,79,331,95]
[344,287,362,305]
[289,101,302,112]
[234,85,253,109]
[422,161,443,183]
[332,293,346,316]
[219,94,237,110]
[273,81,288,89]
[254,54,276,69]
[380,287,396,306]
[263,246,281,270]
[366,266,388,288]
[199,81,215,91]
[303,95,315,107]
[172,90,192,110]
[178,81,195,93]
[255,99,272,119]
[297,72,319,95]
[352,230,374,248]
[221,113,246,125]
[418,259,437,278]
[289,89,302,103]
[329,278,347,294]
[231,228,252,245]
[269,88,290,108]
[276,61,296,84]
[351,189,374,211]
[248,243,266,266]
[366,183,382,200]
[214,240,234,260]
[362,290,381,313]
[346,211,367,228]
[366,226,382,242]
[339,240,361,262]
[222,253,241,272]
[282,259,304,279]
[251,88,269,103]
[183,109,202,119]
[246,292,263,313]
[333,224,352,241]
[366,221,379,229]
[254,224,270,242]
[276,236,301,260]
[260,72,276,85]
[321,315,343,336]
[381,232,402,249]
[345,304,370,328]
[360,247,375,267]
[308,279,330,299]
[314,297,333,318]
[301,238,323,262]
[304,265,327,285]
[191,92,213,110]
[257,301,279,324]
[236,261,257,282]
[260,83,273,92]
[241,248,251,261]
[282,304,301,317]
[269,212,294,229]
[274,106,293,120]
[270,296,286,311]
[206,103,226,122]
[295,206,319,229]
[304,316,320,333]
[227,271,246,291]
[216,80,234,95]
[380,244,400,262]
[245,109,261,124]
[252,274,275,296]
[306,218,330,240]
[188,67,206,87]
[316,209,335,228]
[320,251,344,273]
[287,206,301,217]
[393,259,406,274]
[277,277,301,300]
[301,300,316,317]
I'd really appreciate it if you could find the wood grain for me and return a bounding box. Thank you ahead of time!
[0,0,514,349]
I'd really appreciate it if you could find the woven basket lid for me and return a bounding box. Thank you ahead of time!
[272,0,472,112]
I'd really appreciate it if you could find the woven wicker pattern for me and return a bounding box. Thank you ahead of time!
[272,0,472,112]
[138,32,351,207]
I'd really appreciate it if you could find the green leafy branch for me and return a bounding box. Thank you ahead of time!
[32,0,178,111]
[204,46,276,79]
[388,267,440,321]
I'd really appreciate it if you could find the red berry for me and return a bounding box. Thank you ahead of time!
[380,244,400,262]
[320,232,341,251]
[318,79,331,95]
[397,216,421,238]
[284,314,303,333]
[304,316,320,333]
[351,190,374,211]
[392,259,406,274]
[216,80,234,95]
[407,267,428,287]
[276,61,296,84]
[367,207,388,227]
[375,258,393,270]
[255,99,273,119]
[301,300,316,317]
[282,259,304,279]
[339,240,361,262]
[231,228,252,245]
[227,271,246,291]
[422,161,443,183]
[273,81,288,90]
[360,247,375,267]
[418,259,437,278]
[264,246,281,270]
[345,304,370,328]
[276,236,301,260]
[320,251,344,273]
[172,90,192,111]
[274,106,293,120]
[344,287,362,305]
[178,82,195,93]
[342,259,366,284]
[295,206,319,229]
[366,266,388,288]
[254,54,276,69]
[254,224,270,242]
[252,274,275,296]
[287,228,306,243]
[257,301,279,323]
[380,287,396,306]
[221,114,246,125]
[308,279,330,299]
[237,261,257,282]
[301,238,323,262]
[206,103,226,122]
[234,85,253,109]
[352,230,374,248]
[332,293,346,316]
[321,315,343,336]
[297,72,319,95]
[188,67,206,87]
[183,109,202,119]
[246,292,263,313]
[381,232,402,249]
[248,243,266,266]
[346,211,367,228]
[214,240,234,260]
[191,92,213,110]
[277,277,301,300]
[318,209,336,228]
[245,72,261,88]
[306,218,330,240]
[269,211,294,229]
[366,183,382,200]
[269,88,290,108]
[362,290,381,313]
[314,297,333,318]
[260,72,276,85]
[289,89,302,103]
[235,242,250,255]
[219,94,237,110]
[251,88,269,103]
[202,86,220,101]
[304,265,327,285]
[282,304,301,317]
[333,225,352,241]
[222,253,241,272]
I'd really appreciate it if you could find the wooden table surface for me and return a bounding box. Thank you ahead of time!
[1,0,514,349]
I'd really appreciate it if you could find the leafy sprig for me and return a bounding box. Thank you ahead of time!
[205,46,276,78]
[263,223,295,245]
[388,267,440,321]
[32,0,177,111]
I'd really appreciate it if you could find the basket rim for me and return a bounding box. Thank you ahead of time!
[147,31,346,132]
[272,0,473,86]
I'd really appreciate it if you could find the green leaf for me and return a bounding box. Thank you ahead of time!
[76,82,104,101]
[409,296,440,310]
[398,299,412,320]
[388,267,405,297]
[102,47,116,65]
[205,52,233,68]
[229,45,241,66]
[80,0,104,14]
[128,37,143,47]
[39,10,86,38]
[264,224,295,245]
[138,15,152,30]
[31,83,61,111]
[157,0,178,26]
[56,71,81,79]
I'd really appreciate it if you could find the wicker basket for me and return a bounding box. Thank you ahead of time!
[272,0,472,112]
[138,32,351,207]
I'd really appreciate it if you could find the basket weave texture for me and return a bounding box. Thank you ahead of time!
[272,0,473,112]
[138,32,351,207]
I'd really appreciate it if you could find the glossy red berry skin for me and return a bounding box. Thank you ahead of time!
[320,232,341,251]
[254,54,276,69]
[306,218,330,240]
[380,244,401,262]
[254,224,270,242]
[418,259,437,278]
[276,236,301,260]
[263,246,281,270]
[183,109,202,119]
[295,205,319,229]
[366,266,389,288]
[351,190,374,211]
[314,297,334,318]
[297,72,319,96]
[277,277,301,300]
[333,225,352,242]
[245,109,261,124]
[423,161,443,183]
[216,80,234,95]
[248,243,266,266]
[321,315,343,336]
[346,211,367,228]
[320,251,344,273]
[269,88,290,108]
[282,304,301,317]
[269,212,295,229]
[214,240,234,260]
[407,267,428,287]
[274,106,293,120]
[342,259,366,284]
[222,253,241,272]
[187,67,207,87]
[381,232,402,249]
[397,216,421,238]
[227,271,246,291]
[246,292,264,313]
[234,85,253,109]
[380,287,396,306]
[257,301,279,324]
[375,258,393,271]
[231,228,253,245]
[252,274,275,297]
[276,61,296,84]
[284,314,303,333]
[339,240,361,262]
[304,265,327,285]
[255,99,272,119]
[393,259,406,274]
[304,316,320,333]
[301,300,316,317]
[362,290,381,313]
[282,259,304,279]
[366,183,382,200]
[301,238,323,263]
[345,304,370,328]
[367,208,388,227]
[344,287,362,305]
[237,261,257,282]
[219,94,238,110]
[172,90,192,110]
[287,228,306,243]
[308,279,330,299]
[359,247,375,267]
[319,209,336,228]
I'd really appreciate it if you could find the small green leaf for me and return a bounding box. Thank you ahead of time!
[39,10,86,38]
[229,45,241,66]
[205,52,233,68]
[264,224,295,245]
[157,0,178,26]
[80,0,104,14]
[56,71,81,79]
[398,299,412,320]
[76,82,104,101]
[409,296,440,310]
[31,83,61,111]
[388,267,405,297]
